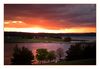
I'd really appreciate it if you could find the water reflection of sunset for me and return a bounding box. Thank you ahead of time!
[32,49,38,64]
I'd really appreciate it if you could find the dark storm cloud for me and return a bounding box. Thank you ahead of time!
[4,4,96,28]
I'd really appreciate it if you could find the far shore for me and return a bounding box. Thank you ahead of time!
[4,38,90,43]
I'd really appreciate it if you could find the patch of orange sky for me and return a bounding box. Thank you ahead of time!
[4,20,96,33]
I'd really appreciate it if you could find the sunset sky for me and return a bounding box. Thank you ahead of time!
[4,4,96,33]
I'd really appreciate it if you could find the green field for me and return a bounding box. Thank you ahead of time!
[5,38,65,43]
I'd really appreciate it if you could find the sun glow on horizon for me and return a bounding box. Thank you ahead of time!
[4,20,96,33]
[4,26,96,33]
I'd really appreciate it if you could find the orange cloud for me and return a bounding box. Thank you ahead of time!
[4,19,96,33]
[4,20,32,28]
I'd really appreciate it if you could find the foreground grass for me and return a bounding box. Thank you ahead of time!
[42,59,96,65]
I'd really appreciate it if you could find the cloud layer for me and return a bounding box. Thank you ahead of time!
[4,4,96,30]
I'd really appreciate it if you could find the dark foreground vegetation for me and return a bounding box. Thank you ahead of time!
[10,41,96,65]
[11,45,34,65]
[44,59,96,65]
[66,41,96,60]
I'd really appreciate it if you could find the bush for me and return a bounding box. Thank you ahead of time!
[11,45,34,65]
[66,43,83,60]
[36,48,48,64]
[66,42,96,60]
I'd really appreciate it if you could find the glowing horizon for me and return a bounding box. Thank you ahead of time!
[4,27,96,33]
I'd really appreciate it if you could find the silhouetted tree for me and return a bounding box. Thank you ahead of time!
[56,48,64,61]
[36,48,48,64]
[11,45,34,65]
[83,42,96,59]
[46,51,56,62]
[66,43,83,60]
[66,42,96,60]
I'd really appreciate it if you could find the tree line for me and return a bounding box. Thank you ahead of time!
[11,42,96,65]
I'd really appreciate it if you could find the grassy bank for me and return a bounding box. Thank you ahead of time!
[5,38,87,43]
[5,38,65,43]
[42,59,96,65]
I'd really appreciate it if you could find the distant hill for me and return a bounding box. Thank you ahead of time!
[4,32,96,37]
